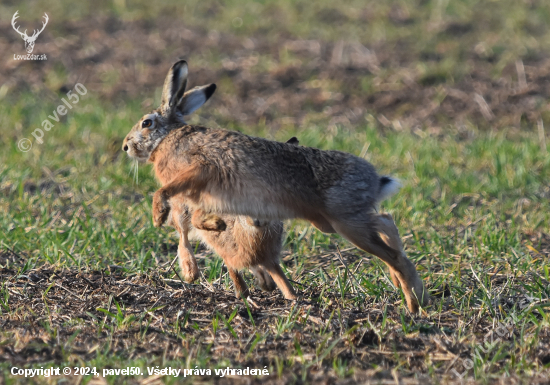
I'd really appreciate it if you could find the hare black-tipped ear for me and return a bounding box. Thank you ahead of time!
[179,83,217,116]
[161,60,189,113]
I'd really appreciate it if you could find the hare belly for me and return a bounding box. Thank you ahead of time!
[198,188,295,220]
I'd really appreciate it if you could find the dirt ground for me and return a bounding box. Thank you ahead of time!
[1,247,550,384]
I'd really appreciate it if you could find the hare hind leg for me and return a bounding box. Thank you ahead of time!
[227,268,250,298]
[263,263,298,300]
[250,265,277,292]
[331,214,429,312]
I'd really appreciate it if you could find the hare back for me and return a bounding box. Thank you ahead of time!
[154,125,385,220]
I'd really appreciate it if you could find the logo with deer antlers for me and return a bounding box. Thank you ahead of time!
[11,11,49,54]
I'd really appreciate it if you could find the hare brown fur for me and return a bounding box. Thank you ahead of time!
[165,197,296,299]
[122,61,296,300]
[124,60,429,312]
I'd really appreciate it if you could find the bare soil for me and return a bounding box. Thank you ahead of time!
[1,252,549,384]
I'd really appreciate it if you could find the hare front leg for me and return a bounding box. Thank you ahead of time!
[170,203,200,282]
[153,165,209,228]
[191,209,227,232]
[177,227,200,283]
[153,189,171,228]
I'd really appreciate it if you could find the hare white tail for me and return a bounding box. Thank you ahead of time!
[377,176,401,203]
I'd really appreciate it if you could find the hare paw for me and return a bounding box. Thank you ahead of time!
[179,259,200,283]
[152,190,170,228]
[192,211,227,232]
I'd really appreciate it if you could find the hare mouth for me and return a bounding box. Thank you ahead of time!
[132,154,150,163]
[125,147,150,162]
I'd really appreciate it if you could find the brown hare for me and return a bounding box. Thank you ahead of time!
[123,63,297,300]
[126,60,429,312]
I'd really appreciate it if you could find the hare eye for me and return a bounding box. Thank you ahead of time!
[142,119,153,128]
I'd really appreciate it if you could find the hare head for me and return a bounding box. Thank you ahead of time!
[122,60,216,162]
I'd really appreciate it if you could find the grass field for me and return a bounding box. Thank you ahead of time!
[1,0,550,384]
